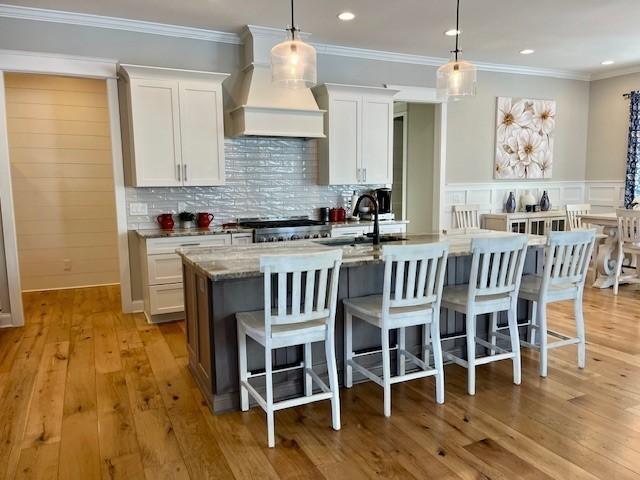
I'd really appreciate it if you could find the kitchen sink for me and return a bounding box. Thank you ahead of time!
[314,235,405,247]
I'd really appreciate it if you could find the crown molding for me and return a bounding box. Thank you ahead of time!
[591,65,640,81]
[0,3,591,81]
[0,4,241,44]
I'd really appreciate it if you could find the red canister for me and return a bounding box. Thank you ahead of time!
[156,213,174,230]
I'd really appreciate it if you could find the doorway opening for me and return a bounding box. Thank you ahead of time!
[4,73,120,294]
[393,101,438,234]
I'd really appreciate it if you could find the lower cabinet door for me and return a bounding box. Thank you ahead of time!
[147,253,182,284]
[149,283,184,315]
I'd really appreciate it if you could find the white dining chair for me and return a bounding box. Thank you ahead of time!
[565,204,592,231]
[453,204,481,229]
[515,230,596,376]
[343,242,449,417]
[236,249,342,448]
[442,235,528,396]
[614,209,640,295]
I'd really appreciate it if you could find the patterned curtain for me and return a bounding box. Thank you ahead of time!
[625,91,640,208]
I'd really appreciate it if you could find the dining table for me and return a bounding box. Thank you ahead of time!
[578,211,634,289]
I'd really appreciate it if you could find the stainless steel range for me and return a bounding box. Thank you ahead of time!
[238,216,331,243]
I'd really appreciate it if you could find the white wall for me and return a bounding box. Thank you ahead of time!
[0,203,9,314]
[5,73,119,291]
[586,72,640,181]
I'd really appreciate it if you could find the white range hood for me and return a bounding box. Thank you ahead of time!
[228,26,325,138]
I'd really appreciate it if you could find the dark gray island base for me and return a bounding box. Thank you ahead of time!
[179,232,545,413]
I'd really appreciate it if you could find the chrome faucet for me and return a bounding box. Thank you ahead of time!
[354,194,380,245]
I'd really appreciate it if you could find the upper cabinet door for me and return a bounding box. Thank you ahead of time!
[361,95,393,185]
[179,81,225,186]
[129,79,182,187]
[328,95,360,184]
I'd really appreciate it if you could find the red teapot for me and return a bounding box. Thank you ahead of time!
[156,213,174,230]
[197,212,214,228]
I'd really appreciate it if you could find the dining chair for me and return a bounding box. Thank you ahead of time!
[343,242,449,417]
[453,204,481,229]
[614,209,640,295]
[515,230,596,376]
[236,249,342,448]
[442,234,528,396]
[565,204,592,231]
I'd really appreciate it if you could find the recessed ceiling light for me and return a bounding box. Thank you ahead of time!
[337,11,355,21]
[444,28,461,36]
[520,49,535,55]
[601,60,615,65]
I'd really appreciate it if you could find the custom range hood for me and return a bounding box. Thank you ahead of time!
[228,26,325,138]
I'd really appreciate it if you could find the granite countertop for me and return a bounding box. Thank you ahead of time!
[135,227,253,239]
[177,230,546,281]
[328,219,410,228]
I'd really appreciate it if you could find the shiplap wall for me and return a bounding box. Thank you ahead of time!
[5,73,119,291]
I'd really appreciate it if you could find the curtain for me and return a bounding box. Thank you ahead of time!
[624,91,640,208]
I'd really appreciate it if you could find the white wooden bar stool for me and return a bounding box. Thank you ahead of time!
[236,249,342,448]
[614,209,640,295]
[343,243,449,417]
[453,204,481,229]
[442,235,528,396]
[514,230,596,376]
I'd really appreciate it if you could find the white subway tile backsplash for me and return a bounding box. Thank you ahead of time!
[126,137,377,229]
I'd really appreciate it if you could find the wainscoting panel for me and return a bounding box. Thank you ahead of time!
[585,181,625,211]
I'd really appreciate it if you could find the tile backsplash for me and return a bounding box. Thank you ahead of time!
[126,137,379,230]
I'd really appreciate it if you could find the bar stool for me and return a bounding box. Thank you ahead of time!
[514,230,596,377]
[442,235,528,396]
[343,242,449,417]
[236,249,342,448]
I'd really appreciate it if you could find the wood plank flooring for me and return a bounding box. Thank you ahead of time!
[1,284,640,479]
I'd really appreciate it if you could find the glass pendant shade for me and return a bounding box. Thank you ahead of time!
[271,33,317,89]
[437,57,477,99]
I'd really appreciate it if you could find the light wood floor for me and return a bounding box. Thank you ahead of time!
[1,285,640,479]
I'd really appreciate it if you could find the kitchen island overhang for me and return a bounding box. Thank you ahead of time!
[178,232,546,414]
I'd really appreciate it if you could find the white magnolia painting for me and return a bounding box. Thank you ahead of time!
[494,96,556,179]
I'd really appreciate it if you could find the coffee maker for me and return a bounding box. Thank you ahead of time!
[360,188,395,221]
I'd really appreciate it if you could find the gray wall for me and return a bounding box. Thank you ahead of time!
[406,103,436,234]
[586,72,640,181]
[0,17,592,185]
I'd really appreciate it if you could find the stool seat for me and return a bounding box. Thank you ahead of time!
[343,295,436,327]
[518,275,577,302]
[237,310,327,344]
[442,284,511,313]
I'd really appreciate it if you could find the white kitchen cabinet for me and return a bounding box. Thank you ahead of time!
[313,84,398,185]
[330,223,407,238]
[120,65,228,187]
[139,233,236,323]
[231,232,253,244]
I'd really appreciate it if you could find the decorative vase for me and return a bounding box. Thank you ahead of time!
[540,191,551,211]
[180,220,195,229]
[505,192,516,213]
[520,190,536,211]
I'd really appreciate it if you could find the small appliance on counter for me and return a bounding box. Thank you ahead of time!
[360,187,395,221]
[319,207,330,223]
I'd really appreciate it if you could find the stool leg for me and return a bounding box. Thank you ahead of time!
[466,310,476,396]
[344,311,353,388]
[265,346,275,448]
[423,323,431,367]
[575,292,586,369]
[397,327,406,376]
[325,333,341,430]
[237,322,249,412]
[431,318,445,404]
[304,343,313,396]
[529,301,538,346]
[507,303,521,386]
[538,304,549,377]
[489,312,498,356]
[381,327,392,417]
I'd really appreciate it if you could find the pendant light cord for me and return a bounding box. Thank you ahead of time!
[454,0,461,61]
[289,0,297,39]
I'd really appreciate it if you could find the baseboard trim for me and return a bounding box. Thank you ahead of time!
[22,282,120,293]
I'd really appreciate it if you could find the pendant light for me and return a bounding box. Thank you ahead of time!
[437,0,477,99]
[271,0,317,88]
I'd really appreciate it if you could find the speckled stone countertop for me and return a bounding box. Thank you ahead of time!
[177,230,546,281]
[135,227,253,239]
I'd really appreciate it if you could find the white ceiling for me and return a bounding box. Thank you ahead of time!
[2,0,640,76]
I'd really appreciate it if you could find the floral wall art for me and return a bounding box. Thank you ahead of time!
[494,96,556,179]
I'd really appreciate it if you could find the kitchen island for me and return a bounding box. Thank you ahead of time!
[178,231,546,413]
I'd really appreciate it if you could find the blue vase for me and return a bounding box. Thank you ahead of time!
[540,191,551,211]
[505,192,516,213]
